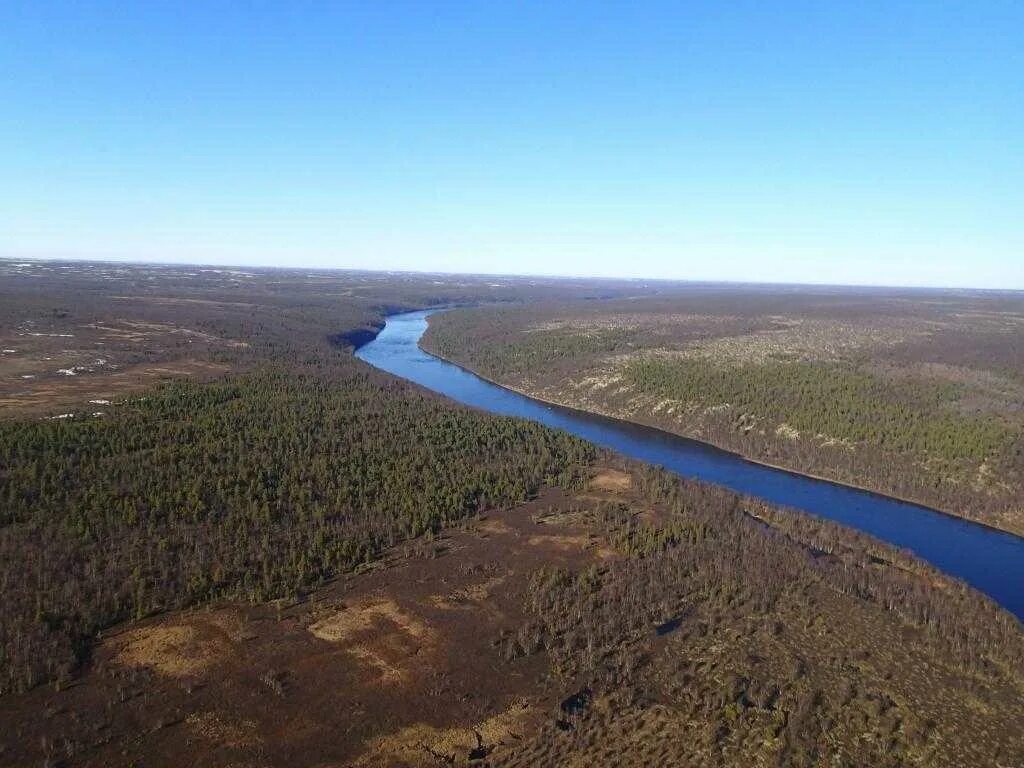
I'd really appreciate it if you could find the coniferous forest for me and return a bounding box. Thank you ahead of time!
[0,262,608,695]
[0,372,593,694]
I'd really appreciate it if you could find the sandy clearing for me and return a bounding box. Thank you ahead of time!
[112,623,231,679]
[309,597,432,644]
[309,597,436,683]
[475,517,516,536]
[590,468,632,492]
[426,576,508,610]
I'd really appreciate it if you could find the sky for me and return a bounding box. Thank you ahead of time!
[1,2,1022,289]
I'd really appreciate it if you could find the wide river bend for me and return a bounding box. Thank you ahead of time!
[357,310,1024,621]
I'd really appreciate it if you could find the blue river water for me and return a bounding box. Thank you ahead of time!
[357,310,1024,621]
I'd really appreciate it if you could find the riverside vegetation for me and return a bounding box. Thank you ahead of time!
[423,290,1024,535]
[1,261,1022,767]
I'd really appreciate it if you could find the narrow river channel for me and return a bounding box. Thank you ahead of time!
[357,309,1024,621]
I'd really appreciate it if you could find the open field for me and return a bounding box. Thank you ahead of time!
[2,261,1022,766]
[423,289,1024,534]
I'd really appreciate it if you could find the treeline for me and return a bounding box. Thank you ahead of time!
[496,464,1024,766]
[423,306,645,382]
[0,366,594,694]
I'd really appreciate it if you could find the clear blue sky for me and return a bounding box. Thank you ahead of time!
[2,2,1021,288]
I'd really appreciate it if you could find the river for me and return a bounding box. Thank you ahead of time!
[356,309,1024,621]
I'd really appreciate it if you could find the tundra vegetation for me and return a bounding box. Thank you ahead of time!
[423,291,1024,535]
[1,262,1021,767]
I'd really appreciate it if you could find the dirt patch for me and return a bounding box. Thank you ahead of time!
[476,517,517,536]
[528,533,591,550]
[0,480,627,768]
[112,622,231,679]
[352,698,537,766]
[427,576,508,610]
[186,711,262,750]
[0,358,231,416]
[458,576,506,602]
[343,644,411,683]
[309,597,431,644]
[309,598,436,682]
[590,469,632,492]
[775,423,800,440]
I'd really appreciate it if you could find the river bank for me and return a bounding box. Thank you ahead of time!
[420,332,1021,540]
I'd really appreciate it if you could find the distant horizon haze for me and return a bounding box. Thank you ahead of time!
[3,254,1020,295]
[3,3,1021,290]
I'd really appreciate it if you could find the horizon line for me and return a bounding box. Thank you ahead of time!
[2,253,1022,296]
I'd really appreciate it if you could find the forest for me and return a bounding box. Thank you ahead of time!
[623,356,1013,463]
[1,262,650,696]
[423,292,1024,535]
[0,370,592,694]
